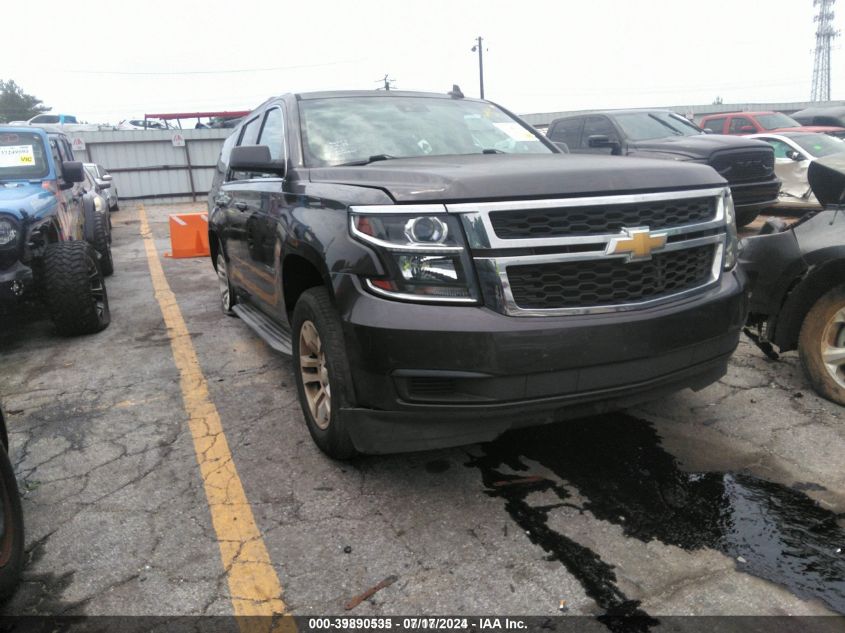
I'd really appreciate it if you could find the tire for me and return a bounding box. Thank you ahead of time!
[90,211,113,277]
[292,287,358,459]
[215,245,237,316]
[798,285,845,406]
[735,207,760,228]
[42,242,110,336]
[0,443,24,602]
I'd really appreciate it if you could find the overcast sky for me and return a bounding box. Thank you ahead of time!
[4,0,840,124]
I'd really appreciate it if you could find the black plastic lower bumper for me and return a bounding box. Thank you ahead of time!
[730,178,781,211]
[331,269,748,453]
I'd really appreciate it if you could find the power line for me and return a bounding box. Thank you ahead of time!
[63,59,363,76]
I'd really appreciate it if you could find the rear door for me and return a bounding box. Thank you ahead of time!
[220,115,263,292]
[701,117,726,134]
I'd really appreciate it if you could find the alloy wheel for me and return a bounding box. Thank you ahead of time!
[821,306,845,390]
[299,320,331,429]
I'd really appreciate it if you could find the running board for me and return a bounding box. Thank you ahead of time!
[232,303,293,355]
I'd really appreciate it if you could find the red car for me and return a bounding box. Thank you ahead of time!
[698,111,845,137]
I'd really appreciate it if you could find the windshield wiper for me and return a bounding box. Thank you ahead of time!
[338,154,397,166]
[648,113,684,136]
[481,148,505,154]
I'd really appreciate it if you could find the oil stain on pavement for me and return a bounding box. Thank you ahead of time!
[468,413,845,620]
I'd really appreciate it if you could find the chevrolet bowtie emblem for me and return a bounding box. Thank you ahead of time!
[606,228,668,262]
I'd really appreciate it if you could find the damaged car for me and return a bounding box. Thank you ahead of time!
[740,154,845,405]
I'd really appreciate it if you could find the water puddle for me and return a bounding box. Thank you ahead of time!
[467,413,845,618]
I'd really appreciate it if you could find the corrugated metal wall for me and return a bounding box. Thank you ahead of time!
[69,129,232,203]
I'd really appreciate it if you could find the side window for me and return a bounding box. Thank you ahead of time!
[63,139,74,160]
[219,133,237,181]
[257,107,285,161]
[64,115,78,124]
[729,117,754,134]
[548,118,583,149]
[49,139,64,178]
[580,116,618,149]
[702,118,725,133]
[229,116,262,181]
[238,116,261,147]
[765,138,792,159]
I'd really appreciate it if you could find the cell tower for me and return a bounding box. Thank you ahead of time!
[811,0,840,102]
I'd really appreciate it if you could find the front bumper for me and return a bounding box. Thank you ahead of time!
[730,177,781,211]
[331,269,748,453]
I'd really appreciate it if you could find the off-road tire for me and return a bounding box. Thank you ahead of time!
[90,211,113,276]
[292,287,358,459]
[42,242,110,336]
[0,442,24,601]
[798,285,845,406]
[735,208,760,228]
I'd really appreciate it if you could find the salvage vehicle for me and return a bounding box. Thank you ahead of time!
[698,111,845,138]
[84,162,119,211]
[0,404,24,601]
[208,90,747,458]
[789,105,845,129]
[740,154,845,406]
[546,110,780,227]
[0,126,111,335]
[748,132,845,212]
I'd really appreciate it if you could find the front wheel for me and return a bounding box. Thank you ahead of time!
[42,242,110,336]
[292,287,357,459]
[0,442,23,601]
[799,285,845,406]
[90,211,113,277]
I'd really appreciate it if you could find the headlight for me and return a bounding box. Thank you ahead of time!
[0,219,18,247]
[722,189,738,270]
[351,212,480,303]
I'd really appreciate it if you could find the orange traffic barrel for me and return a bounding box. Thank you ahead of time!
[165,212,210,258]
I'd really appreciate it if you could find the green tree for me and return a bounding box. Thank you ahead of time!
[0,80,50,123]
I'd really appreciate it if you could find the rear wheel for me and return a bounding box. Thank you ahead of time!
[90,211,113,277]
[216,249,236,316]
[292,287,357,459]
[799,285,845,406]
[42,242,110,336]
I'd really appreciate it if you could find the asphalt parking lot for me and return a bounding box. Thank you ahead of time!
[0,202,843,618]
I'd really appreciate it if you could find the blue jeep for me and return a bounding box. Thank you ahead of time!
[0,126,111,335]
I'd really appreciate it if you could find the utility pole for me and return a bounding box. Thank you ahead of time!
[471,36,485,99]
[811,0,840,101]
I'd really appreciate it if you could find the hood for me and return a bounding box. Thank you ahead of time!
[628,134,772,160]
[307,153,725,203]
[0,182,56,220]
[770,125,845,134]
[808,154,845,206]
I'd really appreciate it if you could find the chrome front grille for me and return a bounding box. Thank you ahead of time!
[489,197,715,239]
[448,187,729,316]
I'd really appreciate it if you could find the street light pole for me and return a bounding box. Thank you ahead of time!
[472,36,485,99]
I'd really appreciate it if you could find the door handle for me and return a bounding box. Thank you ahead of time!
[234,202,248,211]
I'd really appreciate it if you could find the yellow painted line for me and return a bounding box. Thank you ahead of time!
[138,205,287,619]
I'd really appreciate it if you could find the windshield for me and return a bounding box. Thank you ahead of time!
[756,113,801,130]
[613,112,702,141]
[793,133,845,158]
[0,131,50,181]
[299,96,552,167]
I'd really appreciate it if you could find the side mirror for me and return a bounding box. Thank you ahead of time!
[702,128,714,134]
[587,134,621,154]
[229,145,286,177]
[102,173,113,181]
[739,125,757,133]
[61,161,85,183]
[98,180,112,189]
[787,150,805,162]
[553,141,570,153]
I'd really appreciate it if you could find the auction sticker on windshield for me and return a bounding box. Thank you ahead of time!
[0,145,35,167]
[493,122,537,141]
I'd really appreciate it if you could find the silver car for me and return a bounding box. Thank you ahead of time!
[84,163,119,211]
